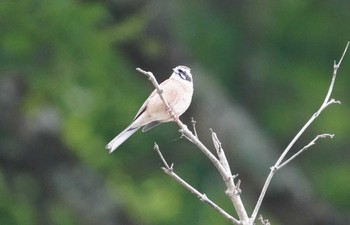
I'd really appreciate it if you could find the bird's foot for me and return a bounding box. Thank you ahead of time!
[167,106,179,121]
[172,114,179,122]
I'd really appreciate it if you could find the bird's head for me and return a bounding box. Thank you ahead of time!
[172,65,192,82]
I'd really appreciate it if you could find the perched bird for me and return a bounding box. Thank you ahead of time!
[106,65,193,153]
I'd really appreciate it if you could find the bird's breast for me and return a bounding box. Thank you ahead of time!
[145,79,193,122]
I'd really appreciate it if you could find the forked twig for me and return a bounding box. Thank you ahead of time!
[250,41,349,223]
[258,215,270,225]
[154,143,240,225]
[137,68,249,224]
[136,41,349,225]
[277,134,334,170]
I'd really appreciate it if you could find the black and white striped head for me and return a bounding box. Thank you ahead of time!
[172,65,192,82]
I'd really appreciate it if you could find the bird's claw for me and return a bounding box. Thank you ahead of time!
[167,106,179,121]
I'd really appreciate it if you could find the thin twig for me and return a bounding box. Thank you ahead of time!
[154,142,171,169]
[250,42,349,223]
[191,117,198,138]
[154,143,240,225]
[173,107,250,223]
[179,129,194,143]
[277,134,334,170]
[323,41,349,106]
[210,128,233,175]
[258,215,270,225]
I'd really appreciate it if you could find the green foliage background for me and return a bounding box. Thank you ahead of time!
[1,0,349,225]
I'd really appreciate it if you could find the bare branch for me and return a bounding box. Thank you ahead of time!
[154,142,171,169]
[250,42,349,223]
[139,42,349,225]
[323,41,348,105]
[191,117,198,138]
[138,67,249,223]
[258,215,271,225]
[277,134,334,170]
[177,122,250,223]
[154,143,240,225]
[210,128,233,175]
[336,41,349,67]
[178,128,195,143]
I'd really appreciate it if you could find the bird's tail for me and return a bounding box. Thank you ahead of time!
[105,126,139,153]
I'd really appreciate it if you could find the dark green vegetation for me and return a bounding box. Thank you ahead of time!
[1,1,350,225]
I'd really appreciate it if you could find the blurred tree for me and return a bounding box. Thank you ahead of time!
[1,0,350,225]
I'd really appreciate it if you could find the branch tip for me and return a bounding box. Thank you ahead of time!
[153,142,159,150]
[328,98,341,104]
[335,41,350,67]
[237,179,241,188]
[259,215,271,225]
[191,117,196,124]
[333,99,341,104]
[191,117,198,137]
[318,133,334,139]
[232,174,239,179]
[211,129,222,151]
[234,180,242,195]
[333,60,338,68]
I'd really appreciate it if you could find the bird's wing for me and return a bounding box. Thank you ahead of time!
[133,98,149,121]
[142,121,161,132]
[132,79,170,121]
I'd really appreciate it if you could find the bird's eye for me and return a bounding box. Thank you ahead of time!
[176,68,191,82]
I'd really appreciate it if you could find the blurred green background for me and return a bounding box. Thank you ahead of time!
[1,0,350,225]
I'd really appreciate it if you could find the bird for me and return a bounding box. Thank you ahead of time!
[106,65,193,153]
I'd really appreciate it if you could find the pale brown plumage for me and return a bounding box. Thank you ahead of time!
[106,66,193,153]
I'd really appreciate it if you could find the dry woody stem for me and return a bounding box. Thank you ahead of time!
[251,41,349,223]
[136,41,349,225]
